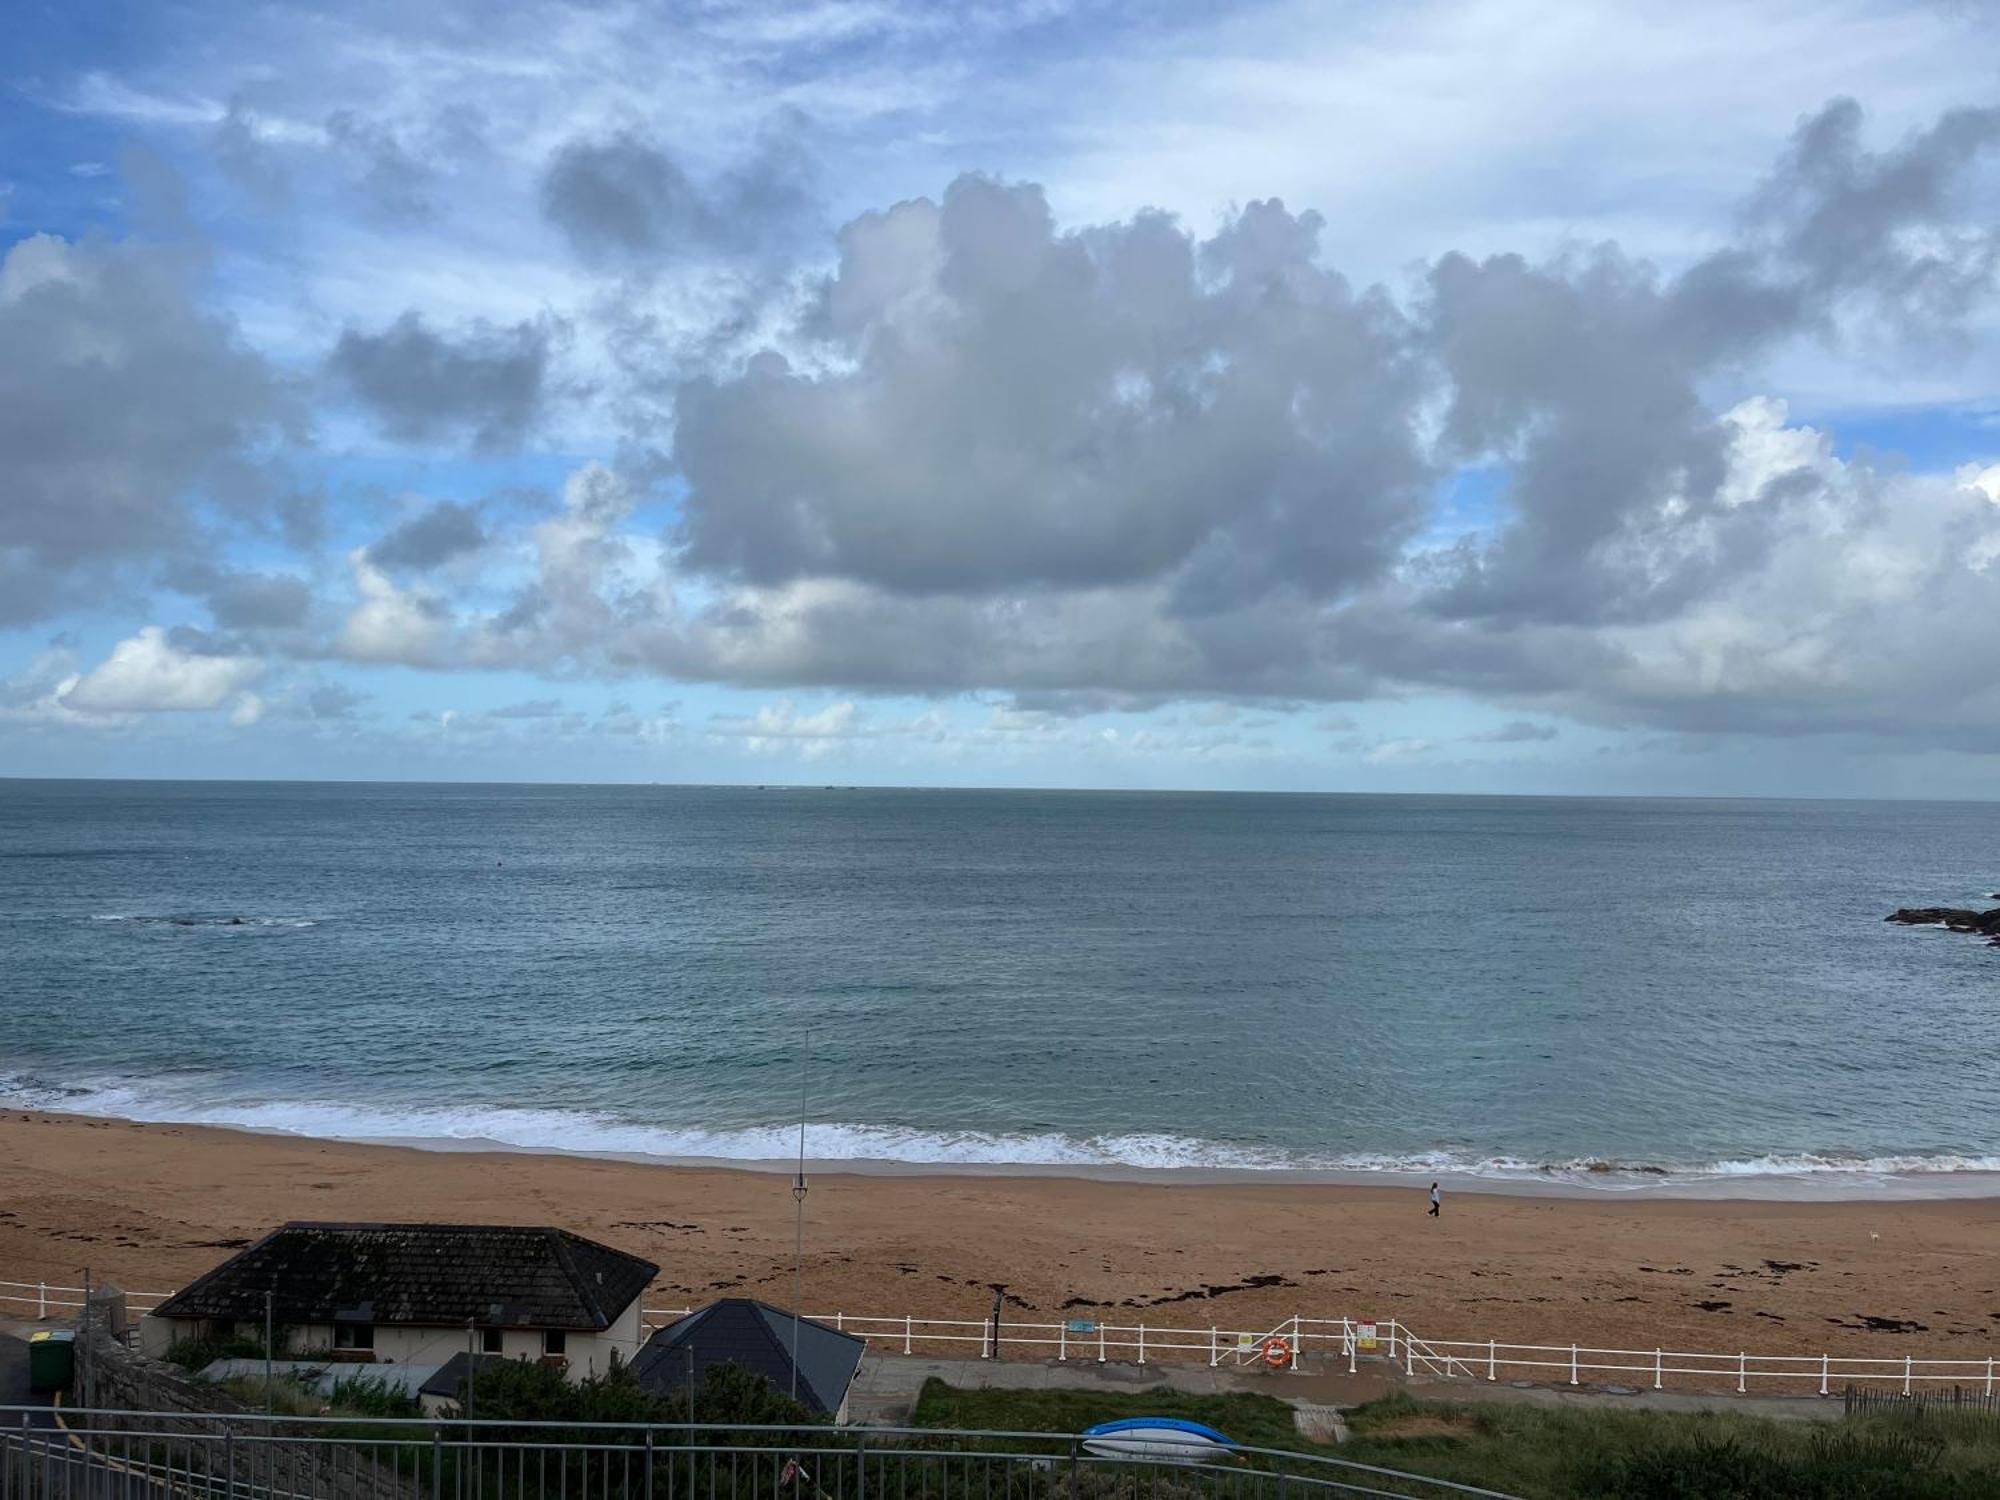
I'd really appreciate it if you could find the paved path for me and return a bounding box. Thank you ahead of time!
[844,1351,1844,1427]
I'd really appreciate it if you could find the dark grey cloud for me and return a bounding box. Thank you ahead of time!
[366,501,486,571]
[673,177,1432,603]
[329,312,554,450]
[0,234,290,626]
[203,570,313,630]
[538,116,815,268]
[1468,720,1559,744]
[1753,97,2000,329]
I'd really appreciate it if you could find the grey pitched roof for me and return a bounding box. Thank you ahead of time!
[630,1299,865,1417]
[152,1222,658,1331]
[418,1352,510,1401]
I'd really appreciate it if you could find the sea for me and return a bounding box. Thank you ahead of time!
[2,780,1996,1196]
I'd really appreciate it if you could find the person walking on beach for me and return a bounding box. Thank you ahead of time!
[1428,1182,1441,1218]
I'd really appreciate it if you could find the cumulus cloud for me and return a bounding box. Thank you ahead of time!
[0,233,289,625]
[673,177,1430,602]
[328,311,555,450]
[63,626,265,713]
[336,552,452,663]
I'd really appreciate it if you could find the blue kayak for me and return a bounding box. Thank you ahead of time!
[1080,1418,1237,1462]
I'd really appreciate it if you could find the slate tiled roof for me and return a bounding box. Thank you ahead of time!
[153,1223,658,1330]
[417,1351,509,1402]
[630,1299,865,1417]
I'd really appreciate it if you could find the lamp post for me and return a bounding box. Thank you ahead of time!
[790,1033,809,1403]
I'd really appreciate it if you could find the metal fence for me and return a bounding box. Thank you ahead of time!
[9,1281,1994,1400]
[1845,1386,2000,1420]
[0,1409,1518,1500]
[0,1285,174,1322]
[638,1309,2000,1399]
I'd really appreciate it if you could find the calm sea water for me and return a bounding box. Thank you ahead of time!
[2,780,1996,1190]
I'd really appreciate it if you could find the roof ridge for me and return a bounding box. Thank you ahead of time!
[746,1299,823,1409]
[544,1228,603,1329]
[154,1224,289,1320]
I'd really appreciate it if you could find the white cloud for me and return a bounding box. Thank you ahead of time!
[337,551,452,663]
[63,627,265,713]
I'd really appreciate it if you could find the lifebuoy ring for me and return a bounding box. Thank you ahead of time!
[1262,1336,1291,1367]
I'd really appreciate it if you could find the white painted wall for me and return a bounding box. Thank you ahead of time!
[139,1305,647,1384]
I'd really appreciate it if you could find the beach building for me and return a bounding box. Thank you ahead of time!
[630,1298,866,1422]
[140,1222,658,1381]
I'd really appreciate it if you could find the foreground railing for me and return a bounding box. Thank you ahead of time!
[0,1408,1518,1500]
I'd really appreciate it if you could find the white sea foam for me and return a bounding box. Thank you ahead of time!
[4,1072,1997,1189]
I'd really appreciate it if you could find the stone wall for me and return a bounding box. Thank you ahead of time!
[70,1326,428,1500]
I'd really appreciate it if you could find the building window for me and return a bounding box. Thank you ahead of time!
[543,1330,567,1357]
[482,1328,504,1354]
[333,1324,374,1351]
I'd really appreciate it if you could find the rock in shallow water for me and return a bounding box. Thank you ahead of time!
[1886,906,2000,943]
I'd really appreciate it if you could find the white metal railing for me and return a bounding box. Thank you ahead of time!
[1406,1334,2000,1398]
[638,1307,1996,1397]
[9,1278,1991,1399]
[0,1280,174,1320]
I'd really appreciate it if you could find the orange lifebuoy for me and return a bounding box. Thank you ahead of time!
[1262,1336,1291,1367]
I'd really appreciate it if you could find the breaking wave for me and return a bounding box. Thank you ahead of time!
[3,1071,1997,1191]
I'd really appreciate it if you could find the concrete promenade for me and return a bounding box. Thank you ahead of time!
[842,1349,1847,1428]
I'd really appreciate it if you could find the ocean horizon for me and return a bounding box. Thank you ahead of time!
[4,778,1996,1197]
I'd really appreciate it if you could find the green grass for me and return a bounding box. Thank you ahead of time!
[909,1381,2000,1498]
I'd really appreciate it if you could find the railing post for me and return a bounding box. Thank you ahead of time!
[1737,1352,1746,1394]
[36,1284,45,1320]
[432,1431,443,1500]
[644,1427,655,1498]
[1488,1339,1496,1381]
[1986,1357,1993,1397]
[1904,1355,1912,1396]
[1820,1354,1829,1398]
[1654,1348,1663,1390]
[1137,1324,1146,1365]
[853,1435,866,1500]
[1405,1337,1413,1378]
[1097,1324,1105,1364]
[224,1422,236,1500]
[1208,1327,1216,1368]
[903,1316,911,1356]
[1290,1316,1300,1371]
[1067,1438,1081,1500]
[1571,1345,1579,1386]
[1347,1329,1355,1375]
[981,1323,991,1360]
[1058,1321,1066,1362]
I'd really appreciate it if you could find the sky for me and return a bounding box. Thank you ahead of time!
[4,0,2000,797]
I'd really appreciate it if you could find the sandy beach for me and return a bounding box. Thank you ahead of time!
[3,1111,1996,1364]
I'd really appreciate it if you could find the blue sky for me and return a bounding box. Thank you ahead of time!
[4,0,2000,795]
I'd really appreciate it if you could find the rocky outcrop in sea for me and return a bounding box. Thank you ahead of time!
[1886,906,2000,946]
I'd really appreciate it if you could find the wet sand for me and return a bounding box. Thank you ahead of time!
[2,1111,1996,1362]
